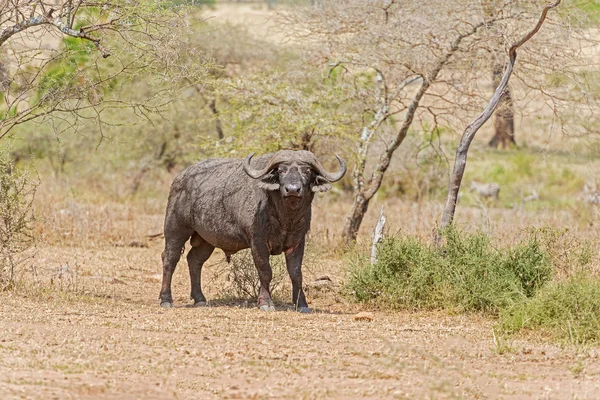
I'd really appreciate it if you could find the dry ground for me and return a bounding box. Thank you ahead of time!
[1,246,600,400]
[2,196,600,400]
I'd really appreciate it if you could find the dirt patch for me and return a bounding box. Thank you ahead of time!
[1,244,599,399]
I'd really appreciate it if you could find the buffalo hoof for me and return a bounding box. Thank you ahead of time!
[193,301,207,307]
[298,307,311,314]
[259,304,276,312]
[160,301,173,308]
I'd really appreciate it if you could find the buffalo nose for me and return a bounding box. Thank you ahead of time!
[284,183,302,196]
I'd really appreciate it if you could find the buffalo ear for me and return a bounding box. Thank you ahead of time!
[256,173,280,191]
[311,175,332,193]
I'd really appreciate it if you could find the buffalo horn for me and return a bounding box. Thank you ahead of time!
[310,155,346,182]
[243,153,280,179]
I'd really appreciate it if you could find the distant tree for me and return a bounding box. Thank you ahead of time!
[484,0,516,150]
[197,22,282,142]
[488,62,516,149]
[124,21,283,193]
[212,64,363,157]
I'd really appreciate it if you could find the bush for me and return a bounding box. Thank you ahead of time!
[529,227,595,277]
[346,227,600,343]
[500,276,600,344]
[225,250,287,301]
[346,228,552,314]
[0,152,38,290]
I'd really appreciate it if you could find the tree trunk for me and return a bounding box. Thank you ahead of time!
[488,63,516,149]
[209,97,224,140]
[292,129,314,152]
[342,195,370,245]
[482,0,516,150]
[370,207,386,265]
[0,60,7,92]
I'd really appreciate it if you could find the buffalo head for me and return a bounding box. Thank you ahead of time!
[243,150,346,205]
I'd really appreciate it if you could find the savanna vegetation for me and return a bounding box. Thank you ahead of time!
[1,0,600,398]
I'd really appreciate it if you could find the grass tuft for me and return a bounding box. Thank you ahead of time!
[499,275,600,345]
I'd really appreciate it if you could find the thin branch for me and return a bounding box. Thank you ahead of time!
[50,16,110,57]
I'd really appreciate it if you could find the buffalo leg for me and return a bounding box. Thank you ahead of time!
[285,238,309,313]
[251,242,275,312]
[159,229,192,308]
[187,233,214,306]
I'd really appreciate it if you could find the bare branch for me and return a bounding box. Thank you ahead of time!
[0,15,46,46]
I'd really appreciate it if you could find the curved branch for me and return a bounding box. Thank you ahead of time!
[0,16,46,46]
[509,0,561,58]
[50,16,110,58]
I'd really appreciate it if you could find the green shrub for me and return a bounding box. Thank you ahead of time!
[500,276,600,344]
[529,227,595,277]
[346,227,600,343]
[37,37,96,100]
[0,151,38,290]
[345,228,552,314]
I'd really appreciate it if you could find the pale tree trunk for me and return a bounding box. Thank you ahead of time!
[370,207,386,265]
[439,1,560,235]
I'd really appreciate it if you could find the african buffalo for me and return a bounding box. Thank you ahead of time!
[158,150,346,312]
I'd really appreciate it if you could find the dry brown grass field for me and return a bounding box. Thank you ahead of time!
[2,2,600,399]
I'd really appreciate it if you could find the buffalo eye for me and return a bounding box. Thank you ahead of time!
[278,165,288,174]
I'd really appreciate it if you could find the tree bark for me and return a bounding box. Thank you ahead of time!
[488,63,516,149]
[439,1,561,236]
[483,0,516,150]
[0,60,7,92]
[343,194,370,245]
[370,207,386,266]
[209,98,224,140]
[293,129,314,152]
